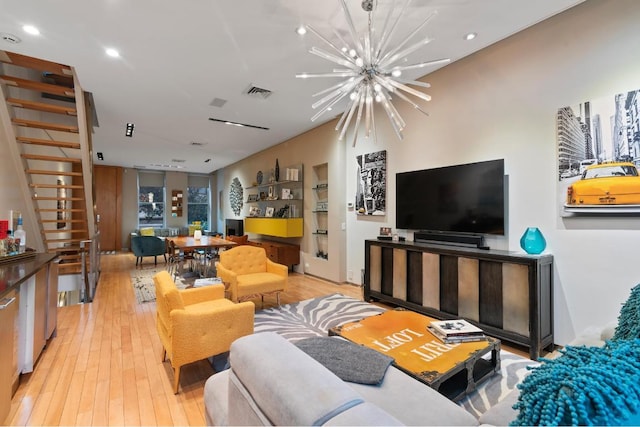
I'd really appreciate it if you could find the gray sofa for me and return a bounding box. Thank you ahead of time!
[203,332,478,426]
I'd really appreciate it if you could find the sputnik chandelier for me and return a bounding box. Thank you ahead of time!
[296,0,450,144]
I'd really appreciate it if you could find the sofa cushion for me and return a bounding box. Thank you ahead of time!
[511,339,640,426]
[203,370,229,426]
[612,283,640,341]
[348,366,479,426]
[229,332,366,426]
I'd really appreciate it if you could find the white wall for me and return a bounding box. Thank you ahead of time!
[345,0,640,345]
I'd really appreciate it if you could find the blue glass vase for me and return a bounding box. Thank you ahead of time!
[520,227,546,254]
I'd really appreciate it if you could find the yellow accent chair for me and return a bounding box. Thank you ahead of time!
[216,245,288,305]
[153,270,254,393]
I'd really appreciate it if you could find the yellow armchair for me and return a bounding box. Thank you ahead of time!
[216,245,288,305]
[153,270,254,393]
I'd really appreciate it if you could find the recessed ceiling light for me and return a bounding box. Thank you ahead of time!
[125,122,134,137]
[464,32,477,41]
[295,25,307,36]
[106,48,120,58]
[22,25,40,35]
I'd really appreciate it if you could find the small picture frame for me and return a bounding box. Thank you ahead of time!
[379,227,392,236]
[281,188,291,200]
[259,191,267,200]
[265,206,275,217]
[247,194,259,202]
[249,206,261,217]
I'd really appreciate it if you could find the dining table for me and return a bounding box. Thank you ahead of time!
[166,235,237,279]
[168,235,237,251]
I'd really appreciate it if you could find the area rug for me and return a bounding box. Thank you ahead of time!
[253,293,538,418]
[130,266,195,303]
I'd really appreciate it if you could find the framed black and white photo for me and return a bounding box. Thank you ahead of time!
[355,150,386,216]
[265,206,275,217]
[249,206,261,217]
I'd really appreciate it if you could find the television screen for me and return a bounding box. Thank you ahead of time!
[396,159,505,235]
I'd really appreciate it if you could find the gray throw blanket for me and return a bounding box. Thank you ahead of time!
[295,337,394,385]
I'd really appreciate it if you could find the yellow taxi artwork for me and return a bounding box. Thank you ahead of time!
[564,162,640,213]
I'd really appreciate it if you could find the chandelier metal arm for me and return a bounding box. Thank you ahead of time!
[340,0,365,58]
[312,76,363,110]
[374,0,412,63]
[384,77,432,102]
[306,24,357,64]
[379,91,404,140]
[378,11,437,67]
[296,71,355,78]
[338,87,364,140]
[351,91,367,147]
[372,0,398,60]
[309,46,358,69]
[388,85,431,116]
[379,36,433,70]
[393,58,451,73]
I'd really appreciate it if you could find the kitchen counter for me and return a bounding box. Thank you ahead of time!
[0,253,57,298]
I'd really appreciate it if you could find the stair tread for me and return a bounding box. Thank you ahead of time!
[27,169,83,177]
[12,118,79,133]
[7,98,77,115]
[0,75,75,97]
[22,154,82,163]
[0,51,72,76]
[18,137,81,150]
[30,183,85,189]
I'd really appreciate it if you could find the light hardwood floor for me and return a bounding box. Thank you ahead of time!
[7,252,530,426]
[7,252,363,426]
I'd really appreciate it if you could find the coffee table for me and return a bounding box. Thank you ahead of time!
[329,309,501,401]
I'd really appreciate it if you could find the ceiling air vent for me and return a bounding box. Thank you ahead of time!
[171,159,186,163]
[190,141,206,147]
[244,84,272,99]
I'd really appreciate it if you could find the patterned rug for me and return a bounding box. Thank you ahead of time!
[129,266,195,303]
[254,293,538,418]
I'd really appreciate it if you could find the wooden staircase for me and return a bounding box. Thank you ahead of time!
[0,50,96,276]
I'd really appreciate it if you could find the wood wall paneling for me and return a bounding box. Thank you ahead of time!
[422,253,440,310]
[502,263,529,336]
[381,247,393,296]
[392,249,407,300]
[479,260,503,328]
[94,165,122,251]
[369,244,381,293]
[458,257,479,322]
[406,251,422,305]
[439,255,458,315]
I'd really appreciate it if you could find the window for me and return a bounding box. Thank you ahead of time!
[188,175,210,229]
[138,171,165,227]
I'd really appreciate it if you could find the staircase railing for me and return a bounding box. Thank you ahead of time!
[80,231,100,303]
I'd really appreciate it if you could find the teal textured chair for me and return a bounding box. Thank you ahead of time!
[131,235,167,266]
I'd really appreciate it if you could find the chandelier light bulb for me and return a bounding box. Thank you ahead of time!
[296,0,450,144]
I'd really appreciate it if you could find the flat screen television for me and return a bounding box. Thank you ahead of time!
[396,159,505,235]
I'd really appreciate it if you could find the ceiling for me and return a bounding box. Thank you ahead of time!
[0,0,584,174]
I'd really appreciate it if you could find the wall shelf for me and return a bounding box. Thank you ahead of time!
[244,164,303,237]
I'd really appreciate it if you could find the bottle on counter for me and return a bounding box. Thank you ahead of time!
[13,215,26,253]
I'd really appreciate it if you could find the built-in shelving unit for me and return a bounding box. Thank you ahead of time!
[312,163,328,259]
[171,190,183,217]
[244,164,303,238]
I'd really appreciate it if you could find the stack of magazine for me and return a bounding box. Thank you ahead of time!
[427,319,486,344]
